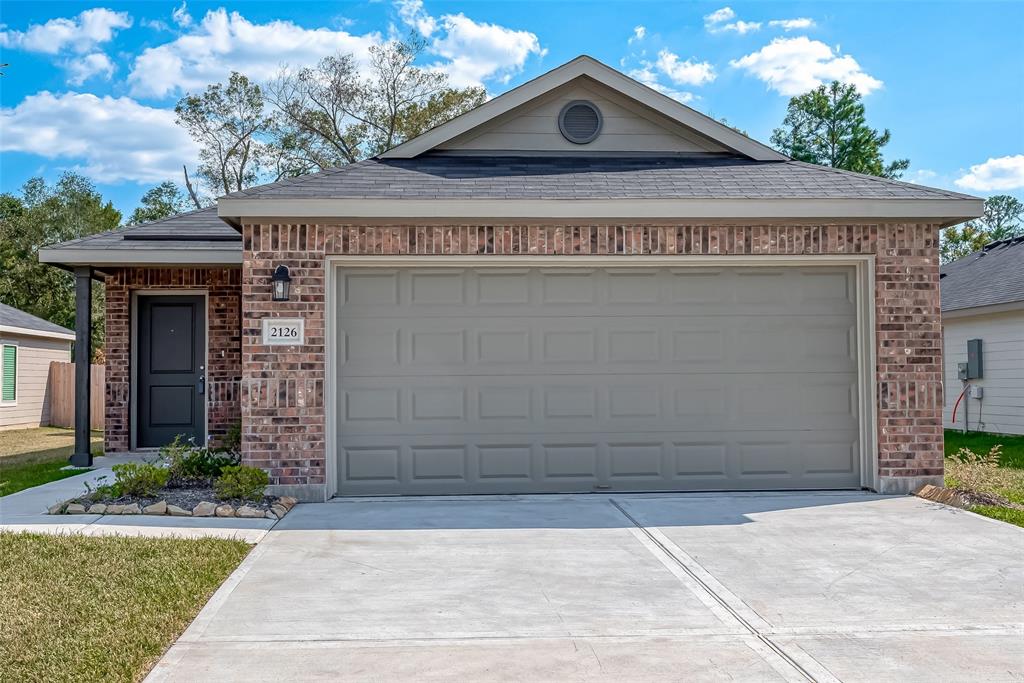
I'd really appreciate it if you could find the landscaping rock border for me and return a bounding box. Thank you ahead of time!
[914,483,1022,510]
[47,496,298,520]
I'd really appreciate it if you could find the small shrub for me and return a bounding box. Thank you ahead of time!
[112,462,169,497]
[161,434,240,483]
[214,465,269,502]
[222,421,242,453]
[949,444,1002,467]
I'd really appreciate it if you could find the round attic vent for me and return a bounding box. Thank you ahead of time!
[558,100,602,144]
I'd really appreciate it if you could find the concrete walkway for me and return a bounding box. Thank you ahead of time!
[0,455,274,542]
[148,492,1024,682]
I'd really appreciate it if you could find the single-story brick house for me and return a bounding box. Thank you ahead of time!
[41,56,983,500]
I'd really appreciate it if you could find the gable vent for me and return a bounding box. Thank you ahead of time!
[558,100,602,144]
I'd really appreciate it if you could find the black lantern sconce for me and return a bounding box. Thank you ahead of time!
[271,265,292,301]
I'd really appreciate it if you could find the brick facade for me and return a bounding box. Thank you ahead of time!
[240,222,943,497]
[104,267,242,453]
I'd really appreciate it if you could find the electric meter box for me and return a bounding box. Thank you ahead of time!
[966,339,984,379]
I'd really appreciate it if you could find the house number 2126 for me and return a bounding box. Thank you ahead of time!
[262,318,304,346]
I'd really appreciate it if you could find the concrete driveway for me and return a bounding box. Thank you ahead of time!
[148,492,1024,682]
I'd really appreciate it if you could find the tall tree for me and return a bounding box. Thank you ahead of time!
[175,72,271,195]
[771,81,909,179]
[941,194,1024,263]
[0,173,120,356]
[980,194,1024,241]
[266,37,485,176]
[128,181,192,225]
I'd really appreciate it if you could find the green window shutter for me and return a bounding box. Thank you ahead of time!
[1,345,16,401]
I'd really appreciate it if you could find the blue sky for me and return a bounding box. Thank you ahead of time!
[2,0,1022,217]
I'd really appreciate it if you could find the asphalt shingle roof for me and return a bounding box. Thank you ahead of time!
[0,302,73,337]
[941,236,1024,312]
[44,156,977,255]
[47,207,239,252]
[226,155,977,201]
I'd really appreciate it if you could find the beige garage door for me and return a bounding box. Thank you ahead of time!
[335,266,861,495]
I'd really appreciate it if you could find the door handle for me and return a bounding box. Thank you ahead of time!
[197,375,206,395]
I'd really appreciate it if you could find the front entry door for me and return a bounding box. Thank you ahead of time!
[137,295,206,448]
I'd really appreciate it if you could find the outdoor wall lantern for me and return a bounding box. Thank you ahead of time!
[271,265,292,302]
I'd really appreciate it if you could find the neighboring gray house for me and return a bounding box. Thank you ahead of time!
[941,235,1024,435]
[0,303,74,430]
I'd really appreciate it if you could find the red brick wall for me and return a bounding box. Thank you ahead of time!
[104,268,242,452]
[241,222,943,494]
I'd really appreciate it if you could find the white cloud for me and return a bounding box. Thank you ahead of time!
[172,2,193,28]
[704,7,760,34]
[627,65,696,103]
[629,25,646,44]
[955,155,1024,192]
[127,9,382,98]
[0,8,131,54]
[396,0,437,37]
[0,91,200,183]
[768,18,815,31]
[720,20,762,34]
[704,7,736,26]
[429,13,545,87]
[655,49,715,86]
[730,36,882,96]
[65,52,116,85]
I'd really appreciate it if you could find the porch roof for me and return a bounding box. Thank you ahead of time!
[38,207,241,270]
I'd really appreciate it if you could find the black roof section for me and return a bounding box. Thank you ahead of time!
[45,207,239,252]
[941,235,1024,312]
[0,302,74,337]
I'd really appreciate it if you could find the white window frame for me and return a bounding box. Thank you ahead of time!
[1,339,19,406]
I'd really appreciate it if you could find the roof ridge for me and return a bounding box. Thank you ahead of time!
[784,160,977,201]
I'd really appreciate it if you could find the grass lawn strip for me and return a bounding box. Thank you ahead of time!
[0,427,103,497]
[944,430,1024,528]
[0,532,251,682]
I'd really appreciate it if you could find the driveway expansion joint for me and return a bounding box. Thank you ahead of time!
[608,498,832,683]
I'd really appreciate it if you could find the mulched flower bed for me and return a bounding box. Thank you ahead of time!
[47,483,298,519]
[69,485,277,512]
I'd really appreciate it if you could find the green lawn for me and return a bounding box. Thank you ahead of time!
[944,429,1024,528]
[0,532,251,682]
[0,427,103,497]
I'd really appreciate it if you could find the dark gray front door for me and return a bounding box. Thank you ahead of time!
[138,295,205,448]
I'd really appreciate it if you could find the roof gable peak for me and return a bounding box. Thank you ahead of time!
[382,55,787,162]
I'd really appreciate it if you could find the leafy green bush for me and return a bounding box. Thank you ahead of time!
[111,462,169,497]
[214,465,269,502]
[222,422,242,453]
[161,434,240,483]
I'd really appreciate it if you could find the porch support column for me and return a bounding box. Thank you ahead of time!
[70,266,93,467]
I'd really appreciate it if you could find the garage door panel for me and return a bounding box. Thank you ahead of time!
[336,265,862,494]
[338,268,856,318]
[337,432,861,493]
[339,319,857,377]
[338,373,858,436]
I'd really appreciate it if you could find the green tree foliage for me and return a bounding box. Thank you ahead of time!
[979,195,1024,241]
[941,195,1024,263]
[0,173,120,355]
[175,72,271,196]
[128,182,192,225]
[771,81,909,179]
[176,39,484,192]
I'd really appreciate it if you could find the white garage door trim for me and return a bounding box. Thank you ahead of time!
[324,255,878,497]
